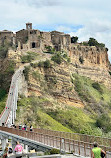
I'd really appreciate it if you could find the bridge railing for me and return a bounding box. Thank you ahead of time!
[32,128,111,147]
[0,126,111,158]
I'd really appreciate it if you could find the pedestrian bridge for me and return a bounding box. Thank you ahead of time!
[0,126,111,158]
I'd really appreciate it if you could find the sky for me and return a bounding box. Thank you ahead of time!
[0,0,111,61]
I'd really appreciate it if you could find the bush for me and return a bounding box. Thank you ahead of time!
[82,42,89,46]
[109,71,111,76]
[92,82,103,94]
[21,52,37,63]
[51,53,62,64]
[0,46,8,58]
[32,71,41,81]
[88,38,105,48]
[23,66,30,80]
[0,89,6,101]
[44,46,55,54]
[44,60,51,68]
[79,56,84,64]
[0,42,12,58]
[96,114,111,133]
[71,36,78,43]
[50,148,60,155]
[38,61,44,67]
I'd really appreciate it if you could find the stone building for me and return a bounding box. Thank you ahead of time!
[16,23,71,52]
[51,31,71,51]
[0,30,15,46]
[0,23,110,68]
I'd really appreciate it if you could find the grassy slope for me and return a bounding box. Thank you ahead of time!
[16,69,111,136]
[0,89,7,114]
[72,73,111,113]
[0,49,109,136]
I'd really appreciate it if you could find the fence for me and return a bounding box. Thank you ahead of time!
[0,127,111,157]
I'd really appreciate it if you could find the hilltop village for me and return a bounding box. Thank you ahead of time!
[0,23,109,68]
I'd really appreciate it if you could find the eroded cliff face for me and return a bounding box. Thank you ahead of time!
[3,42,111,103]
[27,62,84,108]
[70,44,109,67]
[69,44,111,88]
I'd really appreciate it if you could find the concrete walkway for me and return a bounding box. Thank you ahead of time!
[26,154,90,158]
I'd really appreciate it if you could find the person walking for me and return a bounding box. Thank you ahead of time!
[30,125,33,131]
[14,141,23,158]
[92,142,106,158]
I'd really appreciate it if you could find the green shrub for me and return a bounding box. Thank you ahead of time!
[44,60,51,68]
[32,71,41,81]
[0,46,8,58]
[109,71,111,76]
[31,62,38,68]
[0,42,12,58]
[0,89,7,114]
[82,42,89,46]
[96,114,111,133]
[71,36,78,43]
[92,82,103,94]
[21,52,37,63]
[5,61,15,74]
[38,61,44,67]
[88,38,105,48]
[23,66,30,80]
[51,53,62,64]
[50,148,60,155]
[79,56,84,64]
[44,46,55,54]
[0,89,6,101]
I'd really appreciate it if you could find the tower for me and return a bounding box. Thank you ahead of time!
[26,23,32,30]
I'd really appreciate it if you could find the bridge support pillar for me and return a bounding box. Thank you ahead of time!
[11,139,16,150]
[1,138,8,150]
[24,144,29,153]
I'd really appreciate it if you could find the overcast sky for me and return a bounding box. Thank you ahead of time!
[0,0,111,61]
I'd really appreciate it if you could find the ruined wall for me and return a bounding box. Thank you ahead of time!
[16,29,28,46]
[28,29,41,48]
[51,31,71,51]
[0,31,14,46]
[70,44,110,68]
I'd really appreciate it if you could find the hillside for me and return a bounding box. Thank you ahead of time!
[14,50,111,136]
[0,35,111,136]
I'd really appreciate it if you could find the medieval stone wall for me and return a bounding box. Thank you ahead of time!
[0,31,14,46]
[16,29,28,46]
[70,44,110,68]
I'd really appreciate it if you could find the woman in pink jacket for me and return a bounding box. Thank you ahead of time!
[14,141,23,158]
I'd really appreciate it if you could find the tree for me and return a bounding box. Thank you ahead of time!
[88,38,98,46]
[71,36,78,43]
[88,38,105,48]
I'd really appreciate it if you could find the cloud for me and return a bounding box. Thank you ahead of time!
[69,20,111,61]
[14,0,62,7]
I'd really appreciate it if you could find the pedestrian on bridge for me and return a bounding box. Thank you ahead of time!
[14,141,23,158]
[30,125,33,131]
[92,142,106,158]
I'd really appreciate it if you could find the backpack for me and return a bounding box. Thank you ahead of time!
[8,147,13,153]
[101,151,106,158]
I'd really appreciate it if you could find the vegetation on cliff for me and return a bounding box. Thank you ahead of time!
[82,37,106,49]
[16,54,111,136]
[0,43,16,114]
[0,41,111,137]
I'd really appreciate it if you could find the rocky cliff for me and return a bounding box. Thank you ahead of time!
[69,44,111,88]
